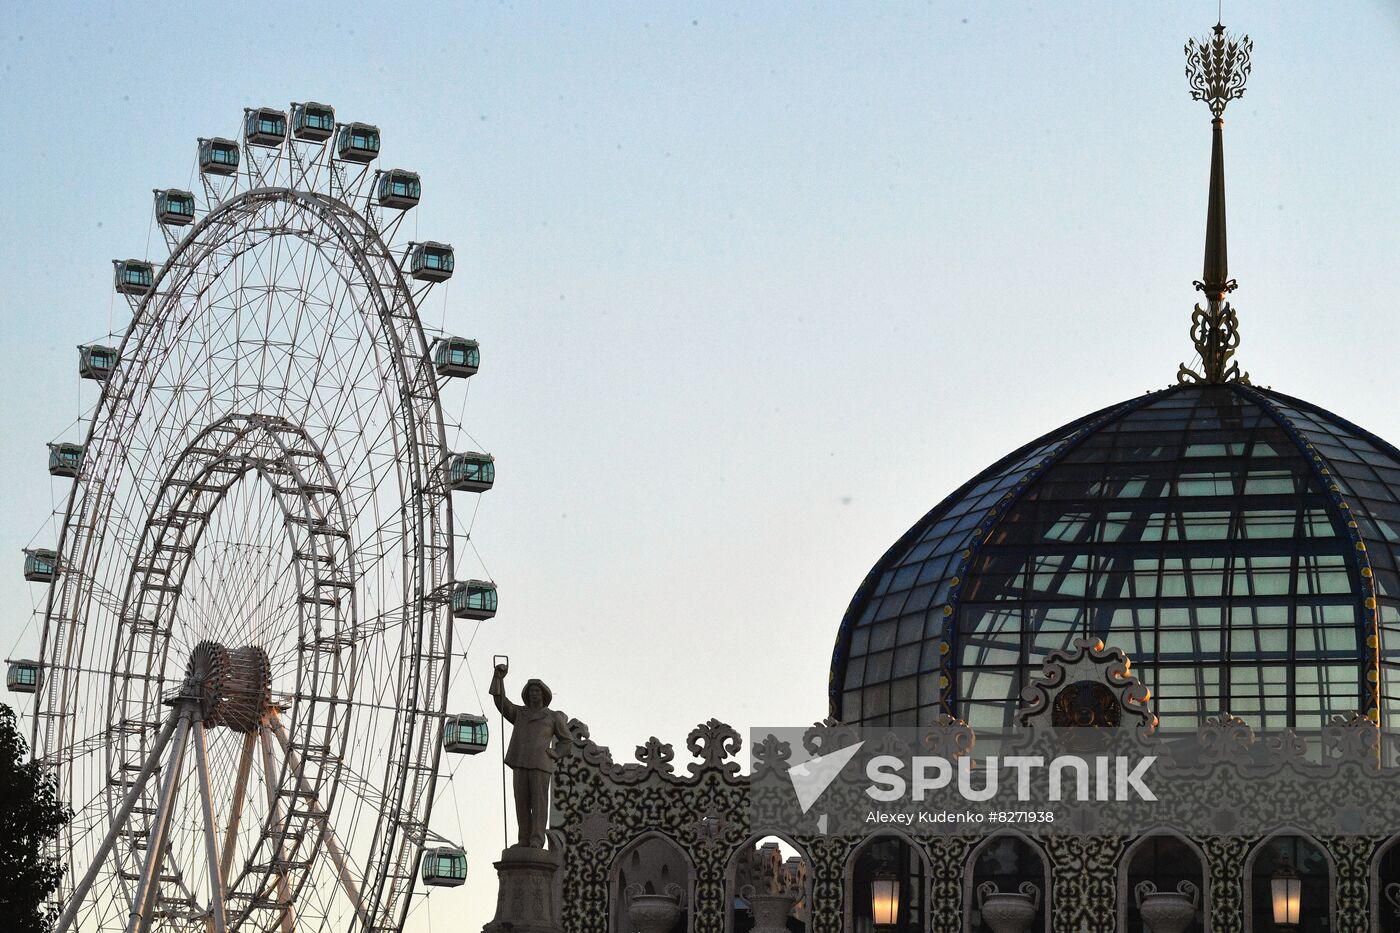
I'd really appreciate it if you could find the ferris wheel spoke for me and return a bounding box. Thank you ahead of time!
[125,704,193,933]
[290,285,389,449]
[307,716,420,824]
[54,712,181,933]
[218,730,256,895]
[256,725,296,933]
[190,721,227,933]
[277,231,340,404]
[268,713,370,928]
[261,596,414,674]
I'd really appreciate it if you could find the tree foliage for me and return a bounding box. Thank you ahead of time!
[0,703,71,933]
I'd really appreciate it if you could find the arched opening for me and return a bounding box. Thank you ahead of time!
[610,832,694,933]
[847,833,928,933]
[964,832,1049,933]
[1245,833,1332,933]
[727,835,810,933]
[1372,834,1400,932]
[1121,832,1207,932]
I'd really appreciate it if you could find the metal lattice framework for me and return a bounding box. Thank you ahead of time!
[31,108,472,933]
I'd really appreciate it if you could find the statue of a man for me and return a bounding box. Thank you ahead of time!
[490,663,572,849]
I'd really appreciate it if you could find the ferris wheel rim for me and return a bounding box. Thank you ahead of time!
[35,182,450,717]
[34,159,462,933]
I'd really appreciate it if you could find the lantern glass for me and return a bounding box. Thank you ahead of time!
[871,876,899,926]
[1270,872,1301,925]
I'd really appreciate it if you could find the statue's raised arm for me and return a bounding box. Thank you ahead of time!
[489,663,519,724]
[489,662,568,848]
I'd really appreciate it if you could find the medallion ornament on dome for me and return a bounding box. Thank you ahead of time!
[1017,638,1156,733]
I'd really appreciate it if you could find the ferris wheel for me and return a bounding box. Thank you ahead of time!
[10,103,499,933]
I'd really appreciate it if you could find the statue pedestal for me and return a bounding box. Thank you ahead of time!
[483,846,562,933]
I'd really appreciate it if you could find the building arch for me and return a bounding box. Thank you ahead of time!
[962,830,1050,933]
[724,833,813,933]
[843,830,931,933]
[1117,829,1210,932]
[1370,832,1400,932]
[608,830,696,933]
[1241,828,1336,933]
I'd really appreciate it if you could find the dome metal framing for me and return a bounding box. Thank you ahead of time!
[829,384,1399,732]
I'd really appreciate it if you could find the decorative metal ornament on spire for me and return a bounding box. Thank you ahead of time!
[1185,22,1253,119]
[1178,22,1253,386]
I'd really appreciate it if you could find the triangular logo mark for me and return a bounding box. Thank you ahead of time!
[787,741,865,813]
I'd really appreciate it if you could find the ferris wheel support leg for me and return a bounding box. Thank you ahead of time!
[192,721,228,933]
[269,715,371,929]
[54,712,182,933]
[127,701,195,933]
[219,731,257,887]
[257,725,296,933]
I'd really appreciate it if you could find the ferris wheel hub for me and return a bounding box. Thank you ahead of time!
[181,641,272,733]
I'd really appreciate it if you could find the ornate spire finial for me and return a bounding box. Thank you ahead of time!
[1179,22,1252,386]
[1185,22,1253,120]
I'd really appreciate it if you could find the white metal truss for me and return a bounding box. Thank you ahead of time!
[33,107,466,933]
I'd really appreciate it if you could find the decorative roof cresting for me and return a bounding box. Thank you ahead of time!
[1178,22,1254,386]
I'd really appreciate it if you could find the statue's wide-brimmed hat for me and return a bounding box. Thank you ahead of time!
[523,678,552,707]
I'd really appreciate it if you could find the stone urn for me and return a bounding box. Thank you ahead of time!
[742,884,796,933]
[1134,880,1198,933]
[625,882,683,933]
[976,881,1040,933]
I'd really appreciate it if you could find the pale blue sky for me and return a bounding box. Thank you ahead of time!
[4,2,1400,928]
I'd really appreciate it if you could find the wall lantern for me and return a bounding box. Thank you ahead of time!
[871,866,900,927]
[1270,854,1301,929]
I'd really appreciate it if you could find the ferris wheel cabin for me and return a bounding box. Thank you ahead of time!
[244,108,287,147]
[409,241,454,282]
[442,714,489,755]
[377,169,421,210]
[420,847,468,887]
[432,338,479,378]
[198,137,240,176]
[48,442,84,478]
[155,189,195,227]
[291,101,335,142]
[23,548,58,583]
[114,260,154,296]
[451,580,498,621]
[445,453,494,493]
[79,345,118,382]
[336,122,380,163]
[6,660,41,694]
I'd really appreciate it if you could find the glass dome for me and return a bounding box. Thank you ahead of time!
[830,384,1400,732]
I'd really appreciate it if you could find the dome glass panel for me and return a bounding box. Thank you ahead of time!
[831,385,1384,732]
